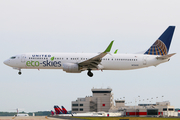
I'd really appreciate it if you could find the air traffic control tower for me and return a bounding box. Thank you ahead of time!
[71,88,112,113]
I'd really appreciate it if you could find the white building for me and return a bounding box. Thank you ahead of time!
[71,88,112,113]
[71,88,179,117]
[109,100,178,117]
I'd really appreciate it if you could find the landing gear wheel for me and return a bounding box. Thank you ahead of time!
[87,70,93,77]
[18,72,22,75]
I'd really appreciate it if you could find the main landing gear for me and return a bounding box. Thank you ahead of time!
[18,69,22,75]
[87,69,93,77]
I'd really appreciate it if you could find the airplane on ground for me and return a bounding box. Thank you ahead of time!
[54,105,69,114]
[51,110,54,116]
[54,105,63,114]
[61,106,68,114]
[4,26,176,77]
[13,108,29,117]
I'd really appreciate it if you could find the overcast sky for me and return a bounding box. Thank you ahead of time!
[0,0,180,112]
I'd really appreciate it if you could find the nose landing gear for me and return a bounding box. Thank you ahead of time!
[18,69,22,75]
[87,69,93,77]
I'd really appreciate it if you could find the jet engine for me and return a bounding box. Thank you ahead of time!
[62,63,81,73]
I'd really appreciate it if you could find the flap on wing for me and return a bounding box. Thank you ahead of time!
[79,41,114,69]
[156,53,176,59]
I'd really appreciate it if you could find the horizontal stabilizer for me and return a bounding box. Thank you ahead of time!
[156,53,176,59]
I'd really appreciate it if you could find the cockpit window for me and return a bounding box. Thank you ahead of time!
[10,56,16,59]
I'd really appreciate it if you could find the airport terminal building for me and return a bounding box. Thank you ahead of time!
[71,88,179,117]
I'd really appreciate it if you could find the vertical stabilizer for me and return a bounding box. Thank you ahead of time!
[61,106,68,114]
[54,105,63,114]
[144,26,175,55]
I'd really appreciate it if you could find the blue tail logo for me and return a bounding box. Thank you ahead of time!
[144,26,175,55]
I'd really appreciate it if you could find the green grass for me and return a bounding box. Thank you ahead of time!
[73,117,180,120]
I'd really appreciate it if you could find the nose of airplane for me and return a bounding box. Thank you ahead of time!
[3,59,10,66]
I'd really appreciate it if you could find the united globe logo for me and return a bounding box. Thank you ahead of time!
[145,40,167,55]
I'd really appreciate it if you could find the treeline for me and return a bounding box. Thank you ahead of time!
[0,111,51,116]
[0,112,17,116]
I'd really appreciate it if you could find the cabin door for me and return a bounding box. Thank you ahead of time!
[21,54,26,63]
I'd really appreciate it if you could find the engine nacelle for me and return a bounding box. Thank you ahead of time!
[62,63,81,73]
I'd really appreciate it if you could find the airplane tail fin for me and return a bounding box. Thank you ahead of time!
[54,105,62,114]
[51,110,54,116]
[61,106,68,114]
[144,26,175,56]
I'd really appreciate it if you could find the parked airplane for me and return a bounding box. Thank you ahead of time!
[13,108,29,117]
[61,106,68,114]
[54,105,63,114]
[3,26,176,77]
[51,110,55,116]
[54,105,69,114]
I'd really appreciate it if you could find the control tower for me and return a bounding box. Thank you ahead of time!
[91,88,112,112]
[71,88,112,113]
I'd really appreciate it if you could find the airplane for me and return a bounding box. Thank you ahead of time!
[13,108,29,117]
[3,26,176,77]
[54,105,63,114]
[51,110,55,116]
[61,106,68,114]
[54,105,69,114]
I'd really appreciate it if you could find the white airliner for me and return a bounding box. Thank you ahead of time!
[4,26,176,77]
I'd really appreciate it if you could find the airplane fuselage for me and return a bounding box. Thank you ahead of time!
[4,53,168,71]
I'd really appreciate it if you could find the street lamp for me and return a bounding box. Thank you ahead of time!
[138,96,140,105]
[151,98,153,104]
[156,97,158,103]
[162,96,164,102]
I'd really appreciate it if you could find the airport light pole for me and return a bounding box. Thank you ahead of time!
[162,96,164,102]
[156,97,158,103]
[151,98,153,104]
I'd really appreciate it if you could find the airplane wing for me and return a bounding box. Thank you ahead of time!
[156,53,176,59]
[78,41,114,70]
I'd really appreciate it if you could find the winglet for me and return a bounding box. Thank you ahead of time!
[104,40,114,53]
[114,49,118,54]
